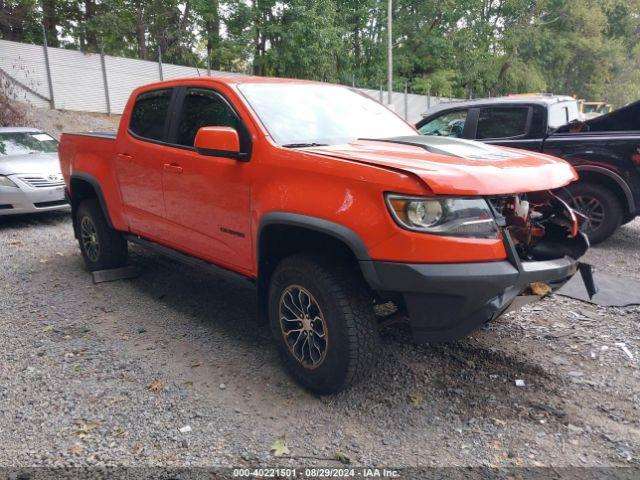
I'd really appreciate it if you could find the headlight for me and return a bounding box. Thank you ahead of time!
[385,194,498,238]
[0,176,18,188]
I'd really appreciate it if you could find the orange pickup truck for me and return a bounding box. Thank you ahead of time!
[59,77,590,393]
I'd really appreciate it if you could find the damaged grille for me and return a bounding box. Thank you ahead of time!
[489,192,588,262]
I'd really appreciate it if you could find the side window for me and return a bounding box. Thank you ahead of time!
[476,107,529,139]
[548,103,579,128]
[176,88,239,147]
[129,89,173,141]
[529,106,546,136]
[419,110,468,138]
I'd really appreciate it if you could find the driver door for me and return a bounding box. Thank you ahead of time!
[161,87,253,271]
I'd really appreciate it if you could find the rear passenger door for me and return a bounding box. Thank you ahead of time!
[114,88,174,237]
[160,87,253,271]
[473,106,543,152]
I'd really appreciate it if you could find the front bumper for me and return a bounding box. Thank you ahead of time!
[0,184,69,215]
[361,233,586,343]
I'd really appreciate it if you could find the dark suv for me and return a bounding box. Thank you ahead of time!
[417,96,640,243]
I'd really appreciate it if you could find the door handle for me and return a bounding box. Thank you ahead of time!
[117,153,133,160]
[163,163,183,174]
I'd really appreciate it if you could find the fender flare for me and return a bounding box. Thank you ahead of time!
[258,212,371,261]
[572,165,636,214]
[257,212,384,290]
[69,172,114,228]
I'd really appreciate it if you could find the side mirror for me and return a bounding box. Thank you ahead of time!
[194,126,246,160]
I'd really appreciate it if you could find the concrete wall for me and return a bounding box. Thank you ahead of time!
[0,39,458,123]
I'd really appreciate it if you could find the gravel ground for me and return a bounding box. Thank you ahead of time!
[19,104,121,139]
[0,212,638,472]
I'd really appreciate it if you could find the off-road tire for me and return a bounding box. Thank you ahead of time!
[560,182,623,245]
[268,253,379,394]
[76,199,128,271]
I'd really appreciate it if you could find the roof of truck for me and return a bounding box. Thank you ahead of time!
[422,95,577,117]
[137,75,346,92]
[127,76,355,107]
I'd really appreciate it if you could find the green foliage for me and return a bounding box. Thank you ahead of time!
[412,70,456,97]
[1,0,639,104]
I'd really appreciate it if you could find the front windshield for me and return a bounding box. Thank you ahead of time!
[238,83,416,146]
[0,132,58,156]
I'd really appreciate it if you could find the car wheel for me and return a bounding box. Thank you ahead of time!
[268,253,379,394]
[76,199,128,271]
[560,182,623,245]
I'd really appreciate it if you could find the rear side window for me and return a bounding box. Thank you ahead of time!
[176,88,239,147]
[476,107,529,139]
[548,102,580,128]
[129,89,173,141]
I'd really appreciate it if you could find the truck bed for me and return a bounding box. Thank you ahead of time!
[59,131,117,187]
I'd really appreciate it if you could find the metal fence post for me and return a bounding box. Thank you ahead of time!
[41,24,55,109]
[404,83,408,120]
[100,46,111,115]
[379,84,383,103]
[158,45,164,81]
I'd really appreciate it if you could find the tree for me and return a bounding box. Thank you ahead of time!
[0,0,41,42]
[41,0,59,46]
[1,0,639,104]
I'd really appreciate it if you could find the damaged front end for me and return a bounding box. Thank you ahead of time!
[371,191,595,343]
[489,190,595,303]
[367,189,594,343]
[490,191,589,263]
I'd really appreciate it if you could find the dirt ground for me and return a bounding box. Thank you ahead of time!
[0,211,638,473]
[21,104,121,139]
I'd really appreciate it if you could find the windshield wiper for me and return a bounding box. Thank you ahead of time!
[281,142,328,148]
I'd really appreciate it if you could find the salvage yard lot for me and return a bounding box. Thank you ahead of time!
[0,212,638,468]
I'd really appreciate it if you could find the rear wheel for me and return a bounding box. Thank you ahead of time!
[560,182,623,245]
[268,253,379,394]
[76,199,128,271]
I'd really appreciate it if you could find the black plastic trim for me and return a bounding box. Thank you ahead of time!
[370,256,578,343]
[501,229,522,272]
[69,172,114,228]
[195,147,249,161]
[34,200,69,208]
[258,212,371,262]
[125,234,254,283]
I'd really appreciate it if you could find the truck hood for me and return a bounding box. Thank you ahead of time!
[559,99,640,133]
[0,153,61,176]
[303,136,577,195]
[590,99,640,131]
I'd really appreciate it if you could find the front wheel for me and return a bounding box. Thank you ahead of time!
[559,182,623,245]
[268,253,379,394]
